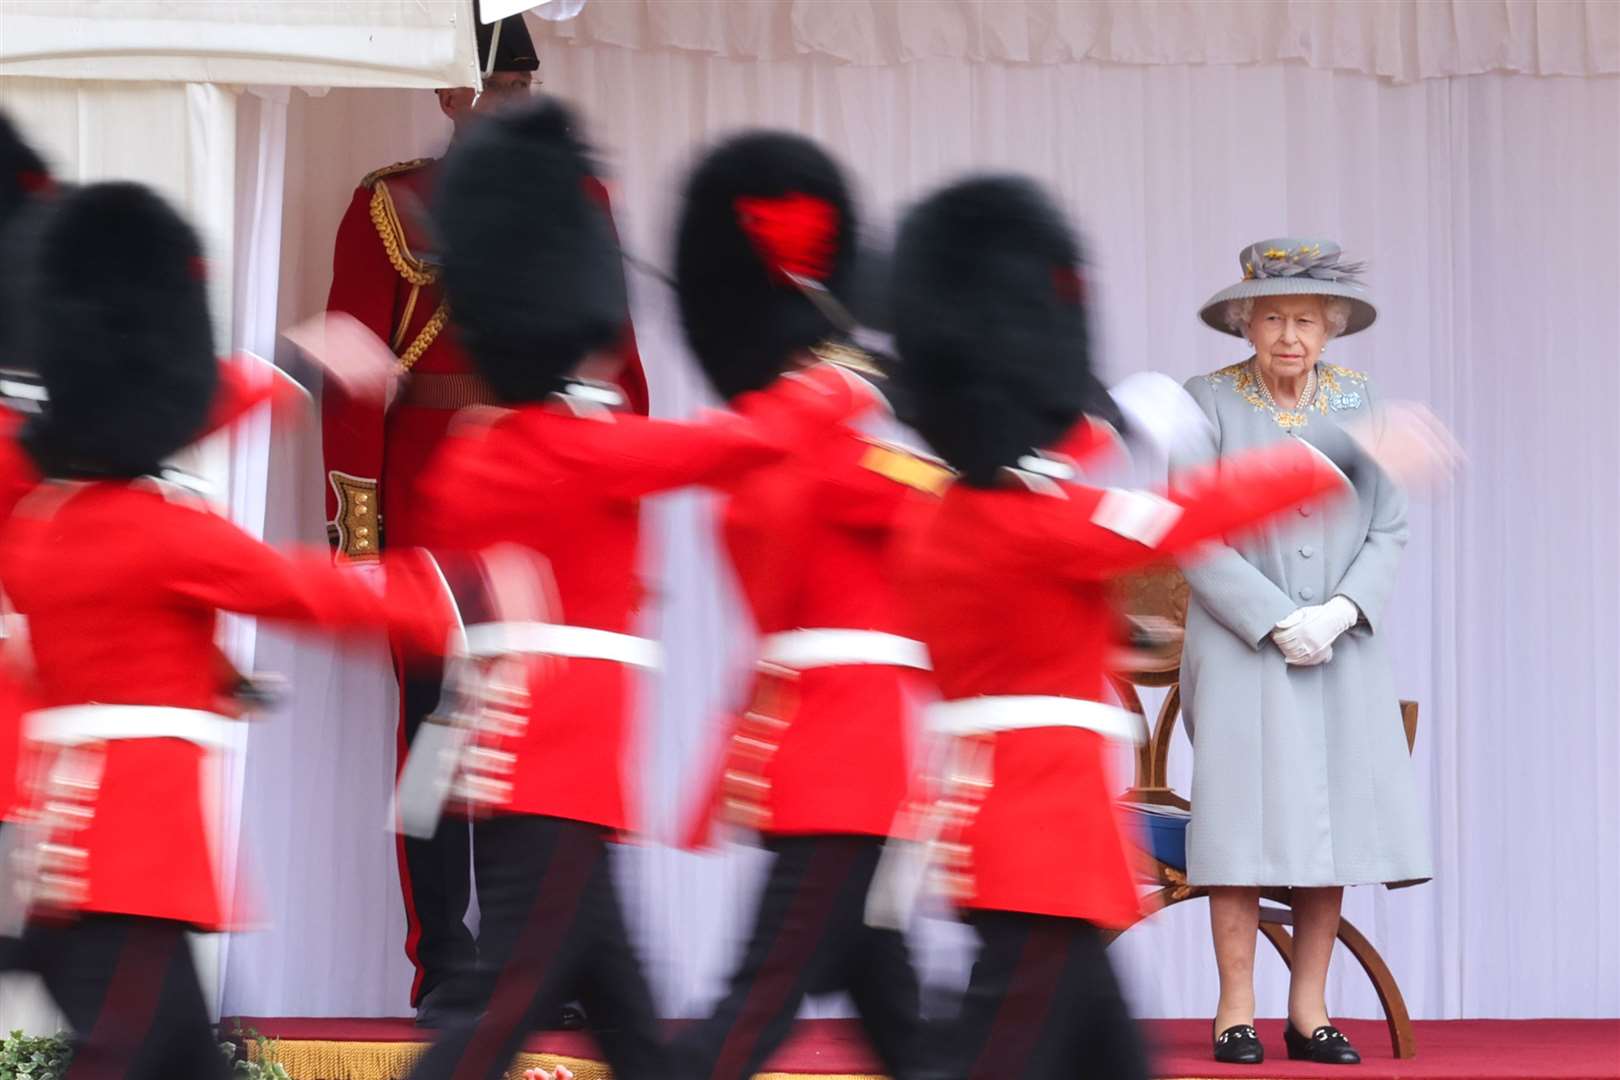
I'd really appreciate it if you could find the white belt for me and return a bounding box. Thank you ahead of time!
[927,695,1147,745]
[756,629,931,671]
[461,621,662,669]
[866,693,1144,932]
[27,705,237,751]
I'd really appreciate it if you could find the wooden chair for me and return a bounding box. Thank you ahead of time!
[1104,566,1419,1059]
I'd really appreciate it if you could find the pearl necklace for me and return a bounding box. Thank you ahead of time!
[1252,361,1317,430]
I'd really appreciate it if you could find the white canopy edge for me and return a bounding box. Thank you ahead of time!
[0,2,482,89]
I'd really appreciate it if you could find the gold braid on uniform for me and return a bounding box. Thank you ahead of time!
[363,165,450,371]
[398,300,450,373]
[367,181,437,287]
[809,339,884,377]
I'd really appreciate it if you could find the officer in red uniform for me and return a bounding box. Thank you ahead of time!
[0,181,461,1080]
[887,177,1361,1079]
[669,132,943,1080]
[401,100,876,1080]
[319,8,650,1021]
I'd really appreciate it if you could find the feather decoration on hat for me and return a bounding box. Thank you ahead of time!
[1241,243,1366,284]
[735,193,840,285]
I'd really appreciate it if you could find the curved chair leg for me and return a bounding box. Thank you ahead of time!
[1257,904,1418,1059]
[1100,885,1194,946]
[1106,888,1418,1057]
[1337,915,1418,1059]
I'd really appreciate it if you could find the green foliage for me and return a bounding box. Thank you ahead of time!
[0,1026,291,1078]
[226,1026,293,1080]
[0,1030,71,1079]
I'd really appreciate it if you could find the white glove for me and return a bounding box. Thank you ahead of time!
[1271,595,1359,664]
[1292,643,1334,667]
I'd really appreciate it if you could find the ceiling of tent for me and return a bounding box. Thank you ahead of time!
[0,1,481,89]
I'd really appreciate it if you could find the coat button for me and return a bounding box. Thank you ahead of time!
[1299,545,1314,558]
[1299,587,1315,601]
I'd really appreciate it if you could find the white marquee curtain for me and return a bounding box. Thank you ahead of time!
[0,75,249,1032]
[545,0,1620,80]
[0,1,478,88]
[218,32,1620,1024]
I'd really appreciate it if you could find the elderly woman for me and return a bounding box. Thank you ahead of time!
[1176,239,1432,1066]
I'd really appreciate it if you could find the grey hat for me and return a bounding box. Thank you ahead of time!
[1198,237,1376,337]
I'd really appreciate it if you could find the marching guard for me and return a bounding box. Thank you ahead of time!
[319,6,649,1020]
[0,180,461,1079]
[399,100,876,1080]
[671,131,943,1080]
[0,110,54,975]
[887,176,1368,1079]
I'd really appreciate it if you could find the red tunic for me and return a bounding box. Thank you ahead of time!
[695,427,949,841]
[0,359,289,822]
[901,427,1350,926]
[0,478,456,929]
[321,159,649,562]
[416,370,873,834]
[0,409,40,821]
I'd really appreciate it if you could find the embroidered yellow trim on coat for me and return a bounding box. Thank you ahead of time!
[1314,363,1367,414]
[368,180,436,287]
[1207,360,1367,431]
[858,442,953,495]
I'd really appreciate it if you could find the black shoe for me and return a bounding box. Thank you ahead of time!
[1213,1024,1264,1064]
[1283,1023,1361,1064]
[414,982,479,1028]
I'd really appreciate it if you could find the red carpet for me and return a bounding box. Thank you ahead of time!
[231,1016,1620,1079]
[1144,1018,1619,1079]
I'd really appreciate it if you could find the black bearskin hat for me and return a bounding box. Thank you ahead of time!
[891,175,1115,487]
[0,111,55,388]
[434,98,627,404]
[0,112,51,237]
[10,182,217,477]
[674,131,857,402]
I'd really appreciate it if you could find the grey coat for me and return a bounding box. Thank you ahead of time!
[1173,360,1432,888]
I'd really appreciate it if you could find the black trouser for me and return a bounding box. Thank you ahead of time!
[919,912,1149,1080]
[674,834,923,1080]
[397,661,478,1007]
[0,822,24,973]
[406,814,663,1080]
[24,914,227,1080]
